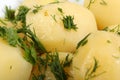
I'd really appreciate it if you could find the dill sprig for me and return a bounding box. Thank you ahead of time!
[1,5,47,64]
[32,5,42,14]
[87,0,96,9]
[62,15,77,31]
[5,6,15,21]
[85,57,105,80]
[100,0,107,5]
[102,25,120,35]
[76,33,91,49]
[15,6,30,25]
[0,26,37,65]
[34,52,73,80]
[58,7,64,14]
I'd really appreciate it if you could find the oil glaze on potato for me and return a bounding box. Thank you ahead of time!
[0,38,32,80]
[26,2,97,52]
[84,0,120,29]
[72,31,120,80]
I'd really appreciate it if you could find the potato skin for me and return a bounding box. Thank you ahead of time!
[84,0,120,29]
[0,38,32,80]
[26,1,97,52]
[72,31,120,80]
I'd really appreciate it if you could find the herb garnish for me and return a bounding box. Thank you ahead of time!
[76,33,91,49]
[62,15,77,31]
[5,6,15,21]
[1,5,47,64]
[51,15,57,22]
[34,52,73,80]
[58,7,64,14]
[87,0,96,9]
[32,5,42,14]
[102,25,120,35]
[15,6,30,25]
[85,57,105,80]
[100,0,107,5]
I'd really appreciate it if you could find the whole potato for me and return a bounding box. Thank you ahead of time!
[0,38,32,80]
[26,1,97,52]
[84,0,120,29]
[72,31,120,80]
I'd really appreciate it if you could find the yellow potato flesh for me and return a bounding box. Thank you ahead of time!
[26,2,97,52]
[72,31,120,80]
[84,0,120,29]
[0,38,32,80]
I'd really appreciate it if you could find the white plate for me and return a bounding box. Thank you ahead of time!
[0,0,84,18]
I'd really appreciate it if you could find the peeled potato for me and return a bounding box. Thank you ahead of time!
[84,0,120,29]
[26,1,97,52]
[72,31,120,80]
[0,38,32,80]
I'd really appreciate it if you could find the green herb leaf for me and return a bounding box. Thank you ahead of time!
[100,0,107,5]
[48,52,68,80]
[85,57,105,80]
[15,6,30,25]
[0,26,18,46]
[76,33,90,49]
[58,7,63,14]
[87,0,95,9]
[62,15,77,31]
[5,6,15,21]
[32,5,42,14]
[17,26,47,54]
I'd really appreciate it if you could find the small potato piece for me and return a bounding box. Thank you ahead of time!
[72,31,120,80]
[26,2,97,52]
[0,38,32,80]
[84,0,120,29]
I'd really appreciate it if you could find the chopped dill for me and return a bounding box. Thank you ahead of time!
[62,15,77,31]
[51,15,57,22]
[85,57,105,80]
[5,6,15,21]
[100,0,107,5]
[76,33,91,49]
[58,7,63,14]
[32,5,42,14]
[87,0,96,9]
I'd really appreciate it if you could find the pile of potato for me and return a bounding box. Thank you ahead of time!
[1,0,120,80]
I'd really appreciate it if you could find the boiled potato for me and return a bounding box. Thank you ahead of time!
[26,1,97,52]
[30,52,73,80]
[0,38,32,80]
[84,0,120,29]
[72,31,120,80]
[22,0,67,8]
